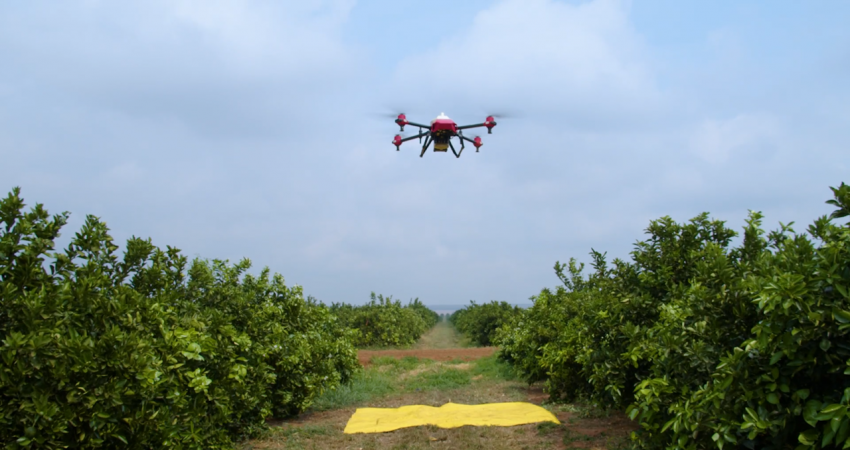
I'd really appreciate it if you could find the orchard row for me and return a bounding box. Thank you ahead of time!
[491,183,850,449]
[0,187,438,449]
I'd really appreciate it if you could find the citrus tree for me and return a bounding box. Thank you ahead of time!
[496,182,850,449]
[0,187,358,449]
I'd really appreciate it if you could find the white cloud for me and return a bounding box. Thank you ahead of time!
[689,114,780,163]
[390,0,659,120]
[168,0,356,74]
[3,0,847,306]
[105,161,145,184]
[0,1,363,138]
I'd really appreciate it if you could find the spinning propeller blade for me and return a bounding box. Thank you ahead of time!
[484,111,519,119]
[370,112,406,119]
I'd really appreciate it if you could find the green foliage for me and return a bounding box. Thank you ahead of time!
[0,187,358,449]
[496,183,850,449]
[406,297,440,329]
[450,301,522,347]
[827,182,850,224]
[329,294,435,347]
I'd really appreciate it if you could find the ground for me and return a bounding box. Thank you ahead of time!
[240,321,636,449]
[357,347,496,367]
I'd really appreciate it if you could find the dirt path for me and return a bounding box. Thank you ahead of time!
[413,320,468,349]
[357,347,496,367]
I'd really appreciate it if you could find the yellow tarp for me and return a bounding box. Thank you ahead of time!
[343,402,559,434]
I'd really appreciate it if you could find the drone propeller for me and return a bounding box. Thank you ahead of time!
[482,107,523,119]
[471,135,483,152]
[370,112,406,119]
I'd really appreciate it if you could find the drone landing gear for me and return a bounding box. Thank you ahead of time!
[450,141,462,158]
[459,134,480,153]
[420,136,432,158]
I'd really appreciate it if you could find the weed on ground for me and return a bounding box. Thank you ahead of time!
[311,355,509,411]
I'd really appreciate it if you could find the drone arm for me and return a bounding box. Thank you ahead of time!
[456,123,487,130]
[401,131,430,143]
[406,121,431,129]
[459,134,483,152]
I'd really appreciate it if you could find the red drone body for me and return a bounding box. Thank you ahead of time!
[391,112,497,158]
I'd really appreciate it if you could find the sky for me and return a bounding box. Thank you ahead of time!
[2,0,849,307]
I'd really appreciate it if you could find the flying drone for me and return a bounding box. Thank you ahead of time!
[391,113,498,158]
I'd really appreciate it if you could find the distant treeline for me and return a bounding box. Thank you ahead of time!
[329,294,439,347]
[449,301,523,346]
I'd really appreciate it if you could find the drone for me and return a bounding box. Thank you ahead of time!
[391,113,498,158]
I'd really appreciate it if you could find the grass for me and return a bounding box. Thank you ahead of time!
[245,425,333,450]
[535,421,561,436]
[310,355,513,411]
[309,367,396,411]
[404,366,472,391]
[557,402,612,419]
[413,320,471,349]
[470,352,518,380]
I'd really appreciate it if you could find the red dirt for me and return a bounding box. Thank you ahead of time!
[515,386,637,448]
[357,347,497,367]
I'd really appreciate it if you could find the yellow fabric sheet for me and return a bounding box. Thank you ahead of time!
[343,402,559,434]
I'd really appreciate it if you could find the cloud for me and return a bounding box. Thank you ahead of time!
[2,0,847,307]
[689,114,780,164]
[389,0,660,127]
[0,1,362,139]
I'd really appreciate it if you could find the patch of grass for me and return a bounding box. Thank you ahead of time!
[272,425,332,439]
[405,367,472,391]
[535,422,561,436]
[311,356,474,410]
[310,369,397,411]
[604,436,635,450]
[314,355,514,410]
[249,424,332,449]
[371,355,424,371]
[562,428,593,445]
[414,321,470,349]
[469,355,518,381]
[556,402,610,419]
